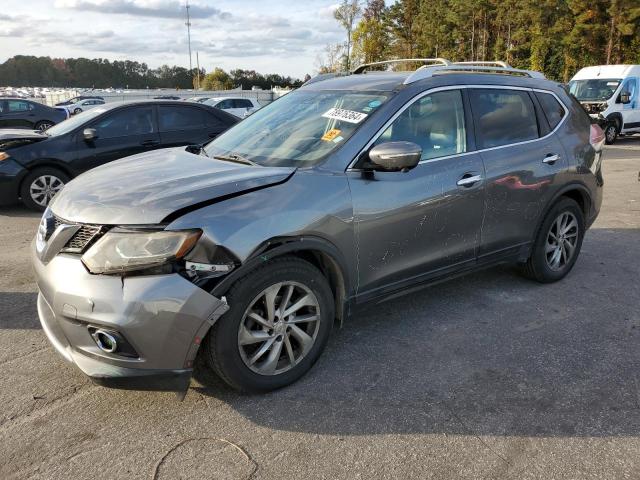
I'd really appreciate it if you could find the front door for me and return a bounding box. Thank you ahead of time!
[620,78,640,132]
[77,105,160,173]
[348,89,485,301]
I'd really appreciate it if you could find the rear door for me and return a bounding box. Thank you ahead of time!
[77,105,159,173]
[469,87,568,261]
[0,100,36,128]
[157,104,210,147]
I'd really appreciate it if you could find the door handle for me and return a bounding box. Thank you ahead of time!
[543,154,560,164]
[141,139,160,147]
[457,174,483,187]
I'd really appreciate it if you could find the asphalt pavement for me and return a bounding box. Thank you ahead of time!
[1,138,639,479]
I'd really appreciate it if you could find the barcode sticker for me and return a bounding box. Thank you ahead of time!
[322,108,368,124]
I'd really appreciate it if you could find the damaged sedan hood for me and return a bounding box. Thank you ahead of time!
[50,148,295,225]
[0,129,48,149]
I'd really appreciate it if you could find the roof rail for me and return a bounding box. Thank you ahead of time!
[452,61,511,68]
[404,65,545,84]
[352,58,451,74]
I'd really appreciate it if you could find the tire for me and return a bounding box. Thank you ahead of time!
[20,167,70,211]
[34,120,54,131]
[73,108,82,115]
[204,256,334,393]
[521,197,585,283]
[604,119,619,145]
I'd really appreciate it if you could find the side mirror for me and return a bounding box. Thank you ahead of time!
[83,128,97,141]
[185,144,202,154]
[619,91,631,104]
[367,141,422,172]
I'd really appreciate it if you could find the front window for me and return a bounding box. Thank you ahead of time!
[45,108,108,136]
[204,90,389,167]
[373,90,466,160]
[568,79,621,101]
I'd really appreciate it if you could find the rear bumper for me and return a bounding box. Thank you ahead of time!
[33,243,228,392]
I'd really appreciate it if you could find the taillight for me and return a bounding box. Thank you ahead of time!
[590,123,605,151]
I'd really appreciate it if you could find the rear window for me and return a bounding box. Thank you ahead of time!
[470,89,539,149]
[233,99,253,108]
[535,92,565,130]
[158,106,204,131]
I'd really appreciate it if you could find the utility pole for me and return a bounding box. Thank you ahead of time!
[196,51,201,90]
[185,0,192,72]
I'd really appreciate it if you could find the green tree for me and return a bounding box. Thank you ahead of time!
[333,0,362,71]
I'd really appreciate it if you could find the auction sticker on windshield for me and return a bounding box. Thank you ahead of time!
[322,108,368,124]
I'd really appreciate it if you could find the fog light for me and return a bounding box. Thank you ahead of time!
[91,329,118,353]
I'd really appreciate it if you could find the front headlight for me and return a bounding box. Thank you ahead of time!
[0,152,10,162]
[81,229,201,274]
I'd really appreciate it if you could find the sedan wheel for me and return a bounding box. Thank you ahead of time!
[238,281,321,376]
[29,174,65,207]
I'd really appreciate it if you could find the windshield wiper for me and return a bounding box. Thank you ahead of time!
[212,153,259,166]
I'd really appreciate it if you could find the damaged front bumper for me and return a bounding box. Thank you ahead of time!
[32,242,228,392]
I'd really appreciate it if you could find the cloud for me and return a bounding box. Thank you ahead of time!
[54,0,231,20]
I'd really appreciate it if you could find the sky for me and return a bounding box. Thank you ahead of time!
[0,0,352,79]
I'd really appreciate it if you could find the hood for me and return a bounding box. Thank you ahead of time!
[50,148,295,225]
[0,129,48,149]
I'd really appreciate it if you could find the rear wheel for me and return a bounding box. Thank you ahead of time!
[20,167,69,211]
[520,197,585,283]
[73,108,82,115]
[204,256,334,393]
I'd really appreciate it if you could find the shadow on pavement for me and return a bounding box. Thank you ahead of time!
[0,292,40,329]
[193,227,640,438]
[0,206,41,219]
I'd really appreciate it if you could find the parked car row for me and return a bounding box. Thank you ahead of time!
[0,100,238,209]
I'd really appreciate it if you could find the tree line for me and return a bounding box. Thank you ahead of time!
[321,0,640,82]
[0,55,305,90]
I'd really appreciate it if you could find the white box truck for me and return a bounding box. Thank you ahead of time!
[569,65,640,144]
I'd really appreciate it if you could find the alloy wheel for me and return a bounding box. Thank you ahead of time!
[238,281,321,376]
[29,175,65,207]
[545,211,579,271]
[37,122,53,131]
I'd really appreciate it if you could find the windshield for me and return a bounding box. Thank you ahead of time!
[45,107,108,136]
[568,79,621,101]
[203,90,389,167]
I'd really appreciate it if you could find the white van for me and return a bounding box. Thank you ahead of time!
[568,65,640,144]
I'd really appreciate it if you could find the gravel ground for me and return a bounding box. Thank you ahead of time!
[0,138,639,479]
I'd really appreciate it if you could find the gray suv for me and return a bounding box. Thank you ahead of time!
[32,60,604,394]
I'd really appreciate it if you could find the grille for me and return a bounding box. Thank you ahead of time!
[65,225,103,252]
[53,215,105,253]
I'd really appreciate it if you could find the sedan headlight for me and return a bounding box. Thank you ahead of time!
[82,229,201,274]
[0,152,9,162]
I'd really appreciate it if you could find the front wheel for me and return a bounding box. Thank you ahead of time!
[73,108,82,115]
[520,197,585,283]
[20,167,69,211]
[204,256,334,393]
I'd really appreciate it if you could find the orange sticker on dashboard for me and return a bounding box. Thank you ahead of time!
[321,129,341,141]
